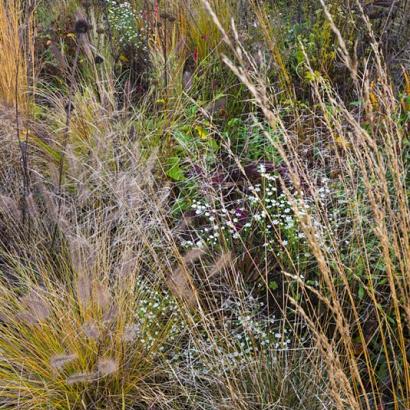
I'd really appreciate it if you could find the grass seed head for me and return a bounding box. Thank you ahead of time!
[94,282,111,311]
[50,353,78,370]
[20,290,50,323]
[82,320,100,340]
[76,275,92,306]
[122,323,141,342]
[97,358,118,376]
[66,371,97,385]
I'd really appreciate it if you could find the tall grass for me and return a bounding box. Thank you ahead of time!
[203,0,410,408]
[0,0,34,112]
[0,0,408,408]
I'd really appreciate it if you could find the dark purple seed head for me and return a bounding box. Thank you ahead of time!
[75,19,90,34]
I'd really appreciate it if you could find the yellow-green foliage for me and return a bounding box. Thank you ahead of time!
[180,0,233,60]
[0,254,184,409]
[0,0,30,112]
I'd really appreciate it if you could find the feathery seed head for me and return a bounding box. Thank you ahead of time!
[82,320,100,340]
[66,371,97,385]
[97,358,118,376]
[50,353,78,370]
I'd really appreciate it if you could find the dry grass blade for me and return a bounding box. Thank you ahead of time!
[0,0,30,111]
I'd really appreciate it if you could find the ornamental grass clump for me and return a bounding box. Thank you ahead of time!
[0,250,188,409]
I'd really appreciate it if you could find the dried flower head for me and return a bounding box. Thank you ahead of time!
[74,18,90,34]
[94,55,104,64]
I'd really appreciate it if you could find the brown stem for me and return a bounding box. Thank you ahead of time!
[50,42,81,249]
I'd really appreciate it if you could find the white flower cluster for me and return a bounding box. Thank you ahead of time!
[318,177,332,202]
[131,278,187,352]
[184,200,241,246]
[221,295,292,353]
[182,165,310,254]
[169,291,293,381]
[105,0,147,51]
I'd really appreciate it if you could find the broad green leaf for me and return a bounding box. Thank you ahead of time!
[166,156,185,181]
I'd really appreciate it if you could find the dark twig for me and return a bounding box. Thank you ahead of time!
[14,25,30,234]
[162,17,168,91]
[50,22,84,249]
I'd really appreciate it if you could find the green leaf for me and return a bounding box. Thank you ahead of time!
[358,285,365,300]
[207,137,219,152]
[166,156,185,181]
[171,197,189,216]
[269,280,279,291]
[194,125,208,140]
[30,135,62,162]
[174,130,192,150]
